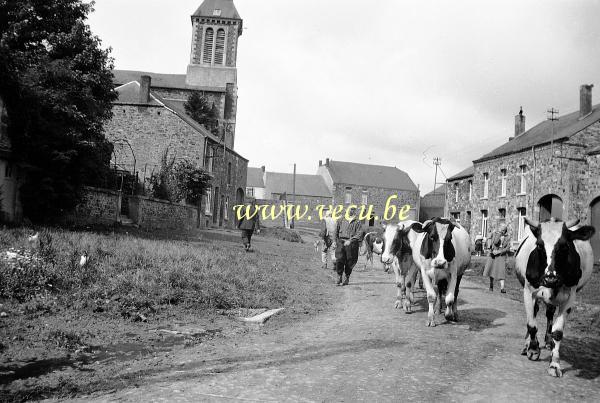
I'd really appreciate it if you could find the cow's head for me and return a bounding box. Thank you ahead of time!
[412,217,456,269]
[521,218,595,301]
[381,220,419,264]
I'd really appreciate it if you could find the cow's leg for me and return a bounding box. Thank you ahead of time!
[444,265,459,322]
[449,274,463,322]
[547,296,574,377]
[522,287,541,361]
[544,304,556,350]
[393,259,404,309]
[419,265,437,327]
[405,262,418,309]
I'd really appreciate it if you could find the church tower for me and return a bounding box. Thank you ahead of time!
[187,0,242,148]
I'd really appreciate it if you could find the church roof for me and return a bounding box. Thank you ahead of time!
[112,70,227,92]
[192,0,241,20]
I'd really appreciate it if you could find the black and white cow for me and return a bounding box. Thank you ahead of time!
[516,217,595,377]
[382,218,471,326]
[361,231,391,271]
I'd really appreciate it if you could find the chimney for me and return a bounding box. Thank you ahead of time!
[514,106,525,137]
[580,84,593,117]
[139,75,151,104]
[325,158,330,166]
[261,165,265,173]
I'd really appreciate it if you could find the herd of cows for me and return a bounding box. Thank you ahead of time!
[357,217,596,378]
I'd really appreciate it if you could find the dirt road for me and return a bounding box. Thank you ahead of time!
[75,266,600,402]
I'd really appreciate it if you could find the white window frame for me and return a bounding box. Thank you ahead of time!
[483,173,489,199]
[519,165,527,194]
[361,190,368,205]
[224,196,229,220]
[246,187,254,198]
[455,183,459,203]
[518,207,527,241]
[500,169,507,197]
[344,187,352,204]
[468,180,473,201]
[205,188,212,215]
[481,210,488,237]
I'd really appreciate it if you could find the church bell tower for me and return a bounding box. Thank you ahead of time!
[187,0,242,147]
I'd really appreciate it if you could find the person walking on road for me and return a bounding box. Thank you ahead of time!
[237,200,260,252]
[334,206,363,286]
[318,209,337,270]
[483,223,511,293]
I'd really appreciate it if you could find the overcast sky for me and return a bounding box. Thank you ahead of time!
[87,0,600,194]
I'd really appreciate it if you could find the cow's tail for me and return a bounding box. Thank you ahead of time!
[360,232,376,256]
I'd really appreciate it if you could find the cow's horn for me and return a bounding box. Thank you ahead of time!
[524,217,540,228]
[565,218,580,228]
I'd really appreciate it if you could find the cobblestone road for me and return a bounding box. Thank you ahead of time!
[76,268,600,402]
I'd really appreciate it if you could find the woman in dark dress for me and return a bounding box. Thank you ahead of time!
[483,223,511,292]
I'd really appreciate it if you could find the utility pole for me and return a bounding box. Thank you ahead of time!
[547,107,560,184]
[433,157,441,194]
[291,163,296,229]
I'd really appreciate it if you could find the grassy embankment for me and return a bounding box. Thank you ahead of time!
[0,226,330,401]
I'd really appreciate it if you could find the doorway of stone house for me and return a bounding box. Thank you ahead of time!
[213,187,220,226]
[538,194,563,221]
[235,187,244,227]
[591,197,600,263]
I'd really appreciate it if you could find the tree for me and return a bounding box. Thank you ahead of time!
[173,160,212,205]
[184,91,219,136]
[0,0,117,222]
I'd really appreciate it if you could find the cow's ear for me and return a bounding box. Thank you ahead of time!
[568,225,595,241]
[524,217,541,237]
[410,222,425,233]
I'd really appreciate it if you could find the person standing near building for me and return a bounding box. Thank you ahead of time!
[237,200,260,252]
[334,206,363,286]
[318,208,337,270]
[483,223,511,293]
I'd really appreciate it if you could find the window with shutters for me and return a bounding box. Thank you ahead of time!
[203,28,214,64]
[215,29,225,65]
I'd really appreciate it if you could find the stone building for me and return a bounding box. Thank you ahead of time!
[420,184,447,221]
[317,158,420,225]
[246,167,266,199]
[446,84,600,259]
[0,96,21,222]
[105,0,248,229]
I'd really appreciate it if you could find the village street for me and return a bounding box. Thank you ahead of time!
[75,248,600,402]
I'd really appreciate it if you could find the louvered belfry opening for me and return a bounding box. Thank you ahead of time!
[215,29,226,65]
[203,28,214,64]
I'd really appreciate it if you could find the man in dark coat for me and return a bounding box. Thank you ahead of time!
[237,201,260,251]
[334,206,364,286]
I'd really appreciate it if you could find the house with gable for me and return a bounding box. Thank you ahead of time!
[446,84,600,259]
[105,0,248,229]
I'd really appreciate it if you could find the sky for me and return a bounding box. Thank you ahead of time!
[87,0,600,194]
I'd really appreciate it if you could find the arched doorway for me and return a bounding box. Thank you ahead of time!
[591,197,600,261]
[235,188,244,227]
[538,194,563,221]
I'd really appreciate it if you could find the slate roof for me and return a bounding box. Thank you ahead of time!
[112,70,226,92]
[423,184,447,198]
[325,160,418,191]
[446,166,475,181]
[474,104,600,162]
[113,80,248,161]
[193,0,241,20]
[247,167,265,188]
[265,172,332,198]
[114,82,162,106]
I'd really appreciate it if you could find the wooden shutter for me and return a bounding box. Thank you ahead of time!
[203,28,214,64]
[215,29,226,65]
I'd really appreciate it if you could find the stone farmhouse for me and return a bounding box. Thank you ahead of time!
[105,0,248,229]
[246,159,420,227]
[317,159,420,225]
[445,84,600,259]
